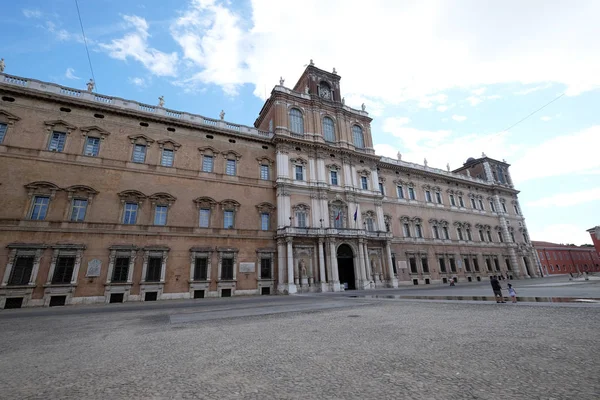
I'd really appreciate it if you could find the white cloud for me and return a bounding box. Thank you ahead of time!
[486,94,501,100]
[540,116,552,121]
[65,68,80,80]
[100,15,178,77]
[436,105,449,112]
[129,77,147,87]
[472,87,486,96]
[466,96,483,106]
[43,20,88,44]
[527,188,600,208]
[163,0,600,102]
[511,125,600,182]
[452,114,467,122]
[529,224,593,246]
[514,83,552,95]
[22,9,42,18]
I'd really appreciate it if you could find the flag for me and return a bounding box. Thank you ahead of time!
[335,210,341,221]
[353,208,358,221]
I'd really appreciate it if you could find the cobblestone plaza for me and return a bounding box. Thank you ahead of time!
[1,277,599,399]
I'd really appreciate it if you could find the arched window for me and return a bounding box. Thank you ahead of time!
[289,108,304,134]
[323,117,335,142]
[352,125,364,148]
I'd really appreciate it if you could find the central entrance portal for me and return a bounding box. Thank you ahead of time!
[337,244,356,290]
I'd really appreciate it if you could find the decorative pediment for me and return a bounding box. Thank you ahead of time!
[475,223,484,229]
[326,163,341,171]
[222,150,241,160]
[24,181,60,197]
[148,192,177,206]
[464,223,472,228]
[422,184,431,190]
[378,177,386,183]
[411,217,422,223]
[432,186,441,192]
[220,199,240,210]
[455,190,464,195]
[439,220,449,227]
[157,139,181,150]
[198,146,220,155]
[65,185,98,200]
[256,202,275,212]
[446,189,455,194]
[117,190,147,203]
[328,196,347,206]
[193,196,217,209]
[384,214,392,223]
[256,156,274,165]
[0,109,21,125]
[357,168,371,176]
[428,218,438,225]
[291,156,308,165]
[400,216,411,223]
[453,221,463,227]
[362,210,376,218]
[44,119,76,134]
[494,225,502,231]
[292,203,311,212]
[128,134,155,145]
[80,126,111,139]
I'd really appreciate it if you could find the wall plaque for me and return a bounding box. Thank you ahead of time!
[86,259,102,277]
[239,262,255,273]
[397,260,408,269]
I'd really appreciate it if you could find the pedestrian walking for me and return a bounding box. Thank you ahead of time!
[490,276,505,303]
[507,283,517,303]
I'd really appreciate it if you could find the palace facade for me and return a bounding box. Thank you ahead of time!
[0,65,539,309]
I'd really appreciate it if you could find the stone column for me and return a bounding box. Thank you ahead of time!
[385,241,398,288]
[363,242,372,282]
[328,239,340,291]
[277,239,286,293]
[357,239,367,289]
[318,238,327,292]
[286,237,297,294]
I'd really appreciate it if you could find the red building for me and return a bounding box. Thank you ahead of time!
[586,226,600,256]
[532,241,600,276]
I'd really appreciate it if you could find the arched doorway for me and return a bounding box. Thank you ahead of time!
[337,244,356,290]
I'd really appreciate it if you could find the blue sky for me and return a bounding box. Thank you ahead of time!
[1,0,599,245]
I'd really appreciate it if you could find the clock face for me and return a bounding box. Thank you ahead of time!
[320,86,331,99]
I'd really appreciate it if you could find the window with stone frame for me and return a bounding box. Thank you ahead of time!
[408,256,418,273]
[352,125,365,149]
[194,197,217,228]
[218,251,237,281]
[23,181,60,221]
[439,257,447,273]
[44,120,75,153]
[485,258,492,272]
[361,176,368,190]
[47,245,85,286]
[329,200,347,229]
[435,189,442,204]
[221,199,240,229]
[64,185,98,223]
[493,258,501,271]
[384,214,392,233]
[421,256,430,273]
[363,210,376,232]
[500,199,507,213]
[478,199,485,211]
[257,250,275,280]
[194,256,209,281]
[425,190,432,202]
[256,156,273,181]
[323,116,335,142]
[489,198,496,212]
[289,108,304,135]
[148,192,176,226]
[112,256,130,283]
[80,126,110,157]
[449,194,456,206]
[473,257,481,272]
[3,245,46,287]
[400,216,411,237]
[330,170,339,186]
[470,197,477,209]
[458,194,465,208]
[128,134,154,163]
[408,186,416,200]
[486,228,493,242]
[141,247,169,284]
[0,110,21,144]
[449,257,457,273]
[463,256,472,272]
[465,226,473,241]
[397,184,405,199]
[256,202,275,231]
[198,146,220,173]
[509,227,516,242]
[157,139,181,167]
[48,131,66,152]
[479,228,485,241]
[513,202,521,215]
[415,222,423,238]
[106,246,137,285]
[118,190,146,225]
[293,203,310,228]
[433,225,440,239]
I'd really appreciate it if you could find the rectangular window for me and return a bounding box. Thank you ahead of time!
[202,155,214,172]
[443,226,450,240]
[485,259,492,272]
[0,123,7,143]
[510,232,515,242]
[466,229,472,241]
[478,199,485,210]
[403,223,411,237]
[458,196,465,207]
[161,149,174,167]
[330,170,338,186]
[123,203,138,224]
[473,258,480,272]
[449,258,457,272]
[260,165,270,180]
[8,256,34,285]
[296,212,307,228]
[361,176,368,190]
[70,199,88,222]
[487,230,493,242]
[415,224,423,238]
[397,185,404,199]
[132,144,146,163]
[295,165,304,180]
[379,182,384,194]
[514,205,520,215]
[52,256,75,284]
[226,159,237,176]
[366,218,374,232]
[221,257,234,280]
[194,257,208,280]
[490,201,496,212]
[500,202,507,213]
[449,194,456,206]
[154,205,168,226]
[439,258,446,273]
[493,258,500,271]
[30,196,49,220]
[146,257,162,282]
[457,228,464,241]
[464,257,471,272]
[409,257,417,273]
[435,192,442,204]
[421,257,429,273]
[470,198,477,209]
[261,213,270,230]
[112,257,130,282]
[479,230,485,241]
[84,137,100,157]
[199,208,210,228]
[433,226,440,239]
[224,210,234,228]
[48,131,66,152]
[425,191,432,202]
[260,258,272,279]
[408,187,416,200]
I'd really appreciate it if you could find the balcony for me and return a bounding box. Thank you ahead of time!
[277,226,392,239]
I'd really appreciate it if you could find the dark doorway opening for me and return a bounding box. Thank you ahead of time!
[261,287,270,295]
[337,244,356,290]
[221,289,232,297]
[193,290,205,299]
[4,297,23,309]
[110,293,124,303]
[49,296,66,307]
[144,292,158,301]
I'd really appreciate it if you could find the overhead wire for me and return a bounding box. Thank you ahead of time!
[75,0,97,92]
